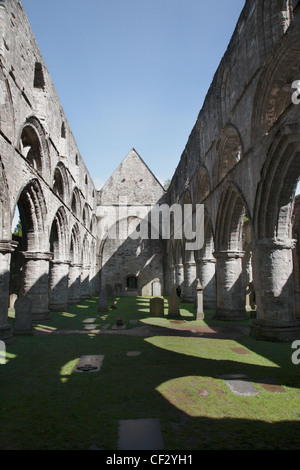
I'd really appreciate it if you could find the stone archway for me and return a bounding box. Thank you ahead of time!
[195,211,216,310]
[11,179,52,322]
[252,126,300,341]
[214,183,252,321]
[0,156,14,342]
[49,207,69,311]
[68,223,82,305]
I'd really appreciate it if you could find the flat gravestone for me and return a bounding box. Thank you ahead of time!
[73,355,104,373]
[126,351,141,357]
[118,418,164,450]
[150,297,164,317]
[225,379,259,396]
[14,296,33,335]
[83,324,100,330]
[83,318,97,323]
[167,291,180,318]
[97,290,108,313]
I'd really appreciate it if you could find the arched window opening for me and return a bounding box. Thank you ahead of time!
[33,62,45,89]
[21,125,43,172]
[127,276,137,290]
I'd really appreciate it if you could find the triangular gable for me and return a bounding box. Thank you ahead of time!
[98,149,165,205]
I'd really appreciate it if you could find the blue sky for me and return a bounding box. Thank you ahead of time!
[21,0,246,189]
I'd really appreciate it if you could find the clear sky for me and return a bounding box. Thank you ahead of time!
[20,0,246,189]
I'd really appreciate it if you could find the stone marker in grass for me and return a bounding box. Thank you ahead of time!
[14,295,33,335]
[150,297,164,317]
[225,379,259,396]
[167,291,180,318]
[73,355,104,373]
[97,290,108,313]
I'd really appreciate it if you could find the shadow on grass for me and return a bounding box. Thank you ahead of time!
[3,327,300,450]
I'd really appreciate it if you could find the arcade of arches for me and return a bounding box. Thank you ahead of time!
[0,0,300,344]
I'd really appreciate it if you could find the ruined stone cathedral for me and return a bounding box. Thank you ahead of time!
[0,0,300,344]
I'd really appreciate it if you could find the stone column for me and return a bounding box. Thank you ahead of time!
[196,257,217,309]
[251,238,300,341]
[22,251,53,322]
[169,264,176,293]
[68,263,82,304]
[89,263,97,296]
[174,263,184,296]
[183,260,196,302]
[214,250,247,321]
[0,240,17,343]
[49,260,70,311]
[81,265,90,300]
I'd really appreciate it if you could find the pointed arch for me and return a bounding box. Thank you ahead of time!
[0,155,10,239]
[53,162,70,204]
[251,22,300,140]
[215,125,243,184]
[69,223,81,264]
[70,187,81,218]
[254,125,300,240]
[50,206,69,261]
[17,178,47,252]
[18,116,51,181]
[216,183,251,252]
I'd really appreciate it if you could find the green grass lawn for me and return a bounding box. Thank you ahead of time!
[2,296,300,450]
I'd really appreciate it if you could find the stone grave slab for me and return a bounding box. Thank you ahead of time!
[126,351,141,357]
[73,355,104,373]
[83,324,100,330]
[97,290,108,313]
[130,319,138,325]
[225,379,259,396]
[118,418,164,450]
[14,296,33,335]
[101,323,111,330]
[83,318,97,323]
[167,291,180,318]
[150,297,164,317]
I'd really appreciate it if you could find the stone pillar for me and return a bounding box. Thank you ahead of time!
[196,257,217,309]
[22,251,53,322]
[169,264,176,293]
[49,260,70,311]
[174,263,184,296]
[196,278,204,320]
[81,265,90,300]
[214,250,247,321]
[68,263,82,304]
[183,260,196,302]
[251,238,300,341]
[0,240,17,343]
[89,263,97,296]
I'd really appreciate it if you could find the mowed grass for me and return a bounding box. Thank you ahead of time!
[2,296,300,450]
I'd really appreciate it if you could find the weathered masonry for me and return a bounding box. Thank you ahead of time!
[0,0,300,343]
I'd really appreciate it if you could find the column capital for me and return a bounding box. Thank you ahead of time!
[51,259,71,265]
[196,257,216,264]
[21,251,53,261]
[69,262,83,268]
[213,250,245,259]
[253,238,297,251]
[0,239,18,254]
